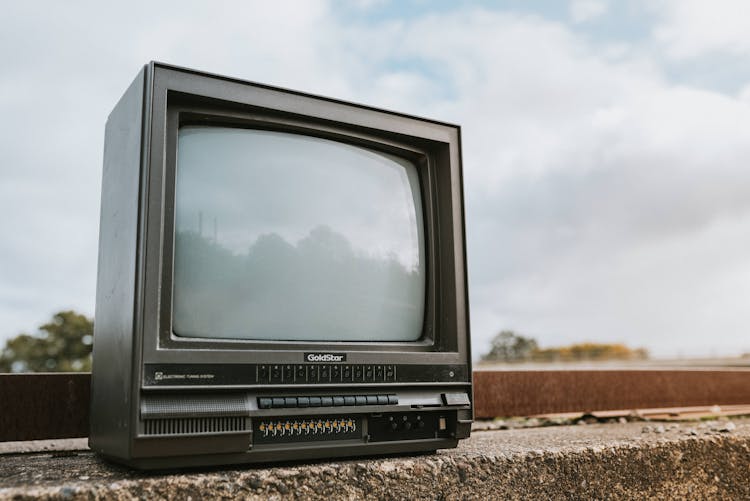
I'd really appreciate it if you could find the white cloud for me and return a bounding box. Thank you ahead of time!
[569,0,608,24]
[739,83,750,103]
[651,0,750,59]
[357,8,750,357]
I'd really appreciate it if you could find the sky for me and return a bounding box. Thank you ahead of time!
[1,0,749,358]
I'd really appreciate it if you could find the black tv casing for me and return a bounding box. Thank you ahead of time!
[90,62,472,469]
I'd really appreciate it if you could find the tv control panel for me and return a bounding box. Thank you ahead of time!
[143,363,468,387]
[255,415,361,444]
[252,411,456,446]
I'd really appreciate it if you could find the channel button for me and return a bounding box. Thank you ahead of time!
[258,398,272,409]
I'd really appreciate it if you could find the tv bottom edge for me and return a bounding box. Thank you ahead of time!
[104,408,470,470]
[113,437,459,470]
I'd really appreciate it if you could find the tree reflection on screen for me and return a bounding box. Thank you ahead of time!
[172,225,424,342]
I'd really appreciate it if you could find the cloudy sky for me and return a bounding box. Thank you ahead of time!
[1,0,749,358]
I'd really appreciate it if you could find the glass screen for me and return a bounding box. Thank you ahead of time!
[173,127,425,342]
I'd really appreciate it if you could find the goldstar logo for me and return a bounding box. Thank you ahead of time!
[305,353,346,362]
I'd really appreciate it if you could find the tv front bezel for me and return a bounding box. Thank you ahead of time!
[138,63,469,367]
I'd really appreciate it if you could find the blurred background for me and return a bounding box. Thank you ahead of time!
[1,0,749,371]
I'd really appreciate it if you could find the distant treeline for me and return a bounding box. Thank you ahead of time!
[481,330,648,363]
[533,342,648,362]
[173,225,423,341]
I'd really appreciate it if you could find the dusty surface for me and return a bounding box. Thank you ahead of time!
[0,439,88,455]
[1,418,749,500]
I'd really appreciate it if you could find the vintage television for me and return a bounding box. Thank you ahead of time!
[90,62,471,469]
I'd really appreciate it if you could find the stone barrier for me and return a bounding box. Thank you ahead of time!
[2,418,749,499]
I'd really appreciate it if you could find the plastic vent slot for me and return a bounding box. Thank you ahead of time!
[143,416,248,436]
[140,394,250,419]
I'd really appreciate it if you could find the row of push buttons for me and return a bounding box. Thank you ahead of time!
[258,364,396,384]
[258,394,398,409]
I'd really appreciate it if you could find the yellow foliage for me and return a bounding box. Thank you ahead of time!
[532,343,648,362]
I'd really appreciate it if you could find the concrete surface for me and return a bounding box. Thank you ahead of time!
[1,418,749,500]
[0,438,88,455]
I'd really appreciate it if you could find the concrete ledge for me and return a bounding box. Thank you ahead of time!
[2,419,749,500]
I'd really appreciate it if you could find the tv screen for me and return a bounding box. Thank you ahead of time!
[172,127,426,342]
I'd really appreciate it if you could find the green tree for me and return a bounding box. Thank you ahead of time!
[481,330,539,363]
[0,310,93,373]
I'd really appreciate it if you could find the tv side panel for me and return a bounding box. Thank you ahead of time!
[89,67,148,459]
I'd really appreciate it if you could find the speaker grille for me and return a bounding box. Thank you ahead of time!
[143,416,248,436]
[141,394,250,419]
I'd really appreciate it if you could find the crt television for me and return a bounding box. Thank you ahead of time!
[90,62,472,469]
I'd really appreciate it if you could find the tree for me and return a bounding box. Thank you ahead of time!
[533,342,649,362]
[481,330,538,363]
[0,310,93,373]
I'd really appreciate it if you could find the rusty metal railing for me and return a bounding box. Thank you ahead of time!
[2,370,750,441]
[472,369,750,418]
[0,373,90,442]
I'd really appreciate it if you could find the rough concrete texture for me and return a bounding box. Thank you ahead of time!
[1,418,749,500]
[0,439,88,455]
